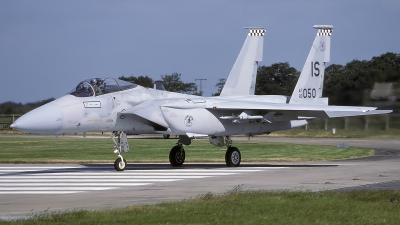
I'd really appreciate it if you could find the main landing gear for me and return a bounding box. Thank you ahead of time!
[209,136,241,167]
[169,135,191,167]
[169,144,185,166]
[224,137,241,167]
[225,146,241,167]
[112,131,129,171]
[168,135,242,167]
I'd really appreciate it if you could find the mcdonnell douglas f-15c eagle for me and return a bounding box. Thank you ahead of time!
[11,25,392,171]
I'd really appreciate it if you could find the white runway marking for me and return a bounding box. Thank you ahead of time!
[3,176,212,179]
[0,165,272,195]
[0,191,83,194]
[0,179,182,182]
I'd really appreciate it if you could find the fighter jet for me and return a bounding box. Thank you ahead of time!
[11,25,391,171]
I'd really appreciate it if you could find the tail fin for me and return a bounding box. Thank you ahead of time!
[220,28,265,96]
[154,80,165,90]
[289,25,333,105]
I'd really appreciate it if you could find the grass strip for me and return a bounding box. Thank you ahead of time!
[0,137,373,163]
[268,128,400,138]
[1,189,399,224]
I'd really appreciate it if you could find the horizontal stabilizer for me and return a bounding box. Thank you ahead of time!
[325,110,393,118]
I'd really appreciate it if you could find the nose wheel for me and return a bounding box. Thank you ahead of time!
[111,131,130,171]
[114,157,127,171]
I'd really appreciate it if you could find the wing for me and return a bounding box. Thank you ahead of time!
[161,98,392,121]
[205,100,392,118]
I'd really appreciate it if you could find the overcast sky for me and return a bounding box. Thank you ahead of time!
[1,0,399,103]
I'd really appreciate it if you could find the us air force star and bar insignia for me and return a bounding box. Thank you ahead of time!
[184,115,194,127]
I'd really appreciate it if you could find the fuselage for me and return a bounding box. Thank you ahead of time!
[11,80,308,136]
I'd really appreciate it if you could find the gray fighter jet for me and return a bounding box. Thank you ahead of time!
[11,25,391,171]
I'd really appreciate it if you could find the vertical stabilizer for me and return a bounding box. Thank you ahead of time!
[289,25,333,105]
[220,28,265,96]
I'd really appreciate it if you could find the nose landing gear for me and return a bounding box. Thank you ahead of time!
[112,131,130,171]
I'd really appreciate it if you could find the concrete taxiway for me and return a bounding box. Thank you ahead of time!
[0,137,399,220]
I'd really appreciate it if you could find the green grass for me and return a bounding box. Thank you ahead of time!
[2,189,399,225]
[268,128,400,138]
[0,137,373,163]
[3,128,400,138]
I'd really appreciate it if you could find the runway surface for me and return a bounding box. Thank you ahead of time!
[0,137,399,220]
[0,165,267,195]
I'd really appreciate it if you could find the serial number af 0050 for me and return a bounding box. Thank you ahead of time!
[299,88,316,98]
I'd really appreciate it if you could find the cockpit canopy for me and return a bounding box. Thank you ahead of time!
[69,78,137,97]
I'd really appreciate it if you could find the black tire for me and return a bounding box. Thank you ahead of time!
[225,147,241,167]
[114,157,127,171]
[163,134,171,139]
[169,146,185,167]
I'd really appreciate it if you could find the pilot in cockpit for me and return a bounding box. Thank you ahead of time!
[90,79,102,96]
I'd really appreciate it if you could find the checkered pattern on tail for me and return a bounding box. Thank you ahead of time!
[317,28,333,36]
[248,29,265,36]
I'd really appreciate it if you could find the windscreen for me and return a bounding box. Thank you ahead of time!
[69,78,137,97]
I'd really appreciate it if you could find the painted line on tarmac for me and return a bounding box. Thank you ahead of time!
[0,183,156,187]
[0,166,281,195]
[0,166,82,169]
[2,175,212,179]
[0,169,262,174]
[0,191,84,194]
[30,172,237,176]
[0,187,122,191]
[0,179,182,182]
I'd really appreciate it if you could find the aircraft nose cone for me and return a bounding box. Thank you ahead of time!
[11,102,63,134]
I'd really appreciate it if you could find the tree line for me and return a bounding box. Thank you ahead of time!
[323,52,400,105]
[122,52,399,107]
[251,52,399,106]
[1,52,398,114]
[119,73,199,95]
[0,98,55,115]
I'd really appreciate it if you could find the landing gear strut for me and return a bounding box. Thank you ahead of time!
[112,131,129,171]
[223,136,241,167]
[209,136,242,167]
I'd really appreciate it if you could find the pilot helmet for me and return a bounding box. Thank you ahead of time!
[90,79,97,85]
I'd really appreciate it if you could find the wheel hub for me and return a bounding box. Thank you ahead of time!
[175,151,184,163]
[231,151,240,164]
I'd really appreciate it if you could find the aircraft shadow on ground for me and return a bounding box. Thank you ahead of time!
[103,163,339,170]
